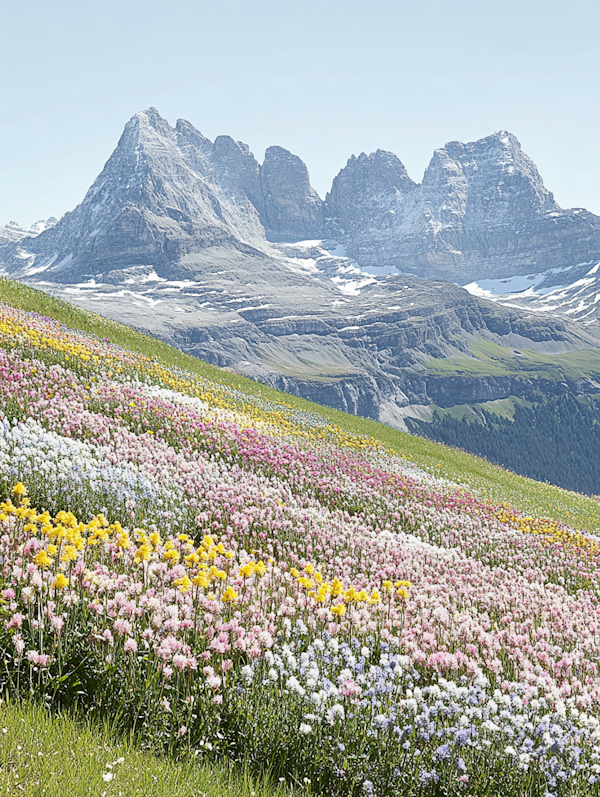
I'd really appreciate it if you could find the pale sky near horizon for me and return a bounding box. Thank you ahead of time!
[1,0,599,226]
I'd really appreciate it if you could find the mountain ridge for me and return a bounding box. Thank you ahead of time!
[2,107,600,463]
[5,109,600,286]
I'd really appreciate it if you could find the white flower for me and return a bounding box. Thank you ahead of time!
[326,704,345,725]
[286,676,306,696]
[504,746,516,756]
[241,665,254,684]
[102,773,114,783]
[299,723,312,735]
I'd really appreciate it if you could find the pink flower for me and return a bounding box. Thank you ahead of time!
[222,659,233,672]
[113,618,132,636]
[51,616,65,635]
[6,612,24,629]
[206,674,222,690]
[124,637,138,654]
[172,653,187,670]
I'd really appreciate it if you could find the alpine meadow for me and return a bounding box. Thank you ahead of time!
[2,280,600,796]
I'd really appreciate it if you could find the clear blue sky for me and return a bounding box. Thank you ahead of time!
[2,0,599,226]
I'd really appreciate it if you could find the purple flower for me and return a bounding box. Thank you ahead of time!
[435,744,452,760]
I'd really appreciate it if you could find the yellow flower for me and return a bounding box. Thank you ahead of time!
[163,549,180,562]
[12,483,27,497]
[330,604,346,617]
[61,545,78,563]
[209,566,227,581]
[254,560,267,576]
[315,584,330,603]
[344,586,358,603]
[192,573,209,589]
[221,586,239,603]
[33,550,53,569]
[368,589,381,605]
[239,563,255,578]
[397,587,409,600]
[134,543,153,563]
[53,573,69,589]
[173,576,192,593]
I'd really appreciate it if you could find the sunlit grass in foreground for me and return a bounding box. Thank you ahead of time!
[0,700,296,797]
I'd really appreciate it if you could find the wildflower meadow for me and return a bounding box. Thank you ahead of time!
[2,300,600,796]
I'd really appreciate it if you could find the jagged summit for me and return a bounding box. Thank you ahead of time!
[327,129,600,280]
[260,145,324,241]
[0,108,326,282]
[2,110,600,288]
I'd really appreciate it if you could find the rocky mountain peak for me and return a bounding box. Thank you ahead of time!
[0,217,57,244]
[175,118,213,156]
[259,146,324,241]
[210,135,265,225]
[326,149,416,237]
[325,129,598,281]
[423,130,559,222]
[330,149,415,197]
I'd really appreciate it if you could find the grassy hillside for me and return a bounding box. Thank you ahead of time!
[1,276,598,532]
[4,283,600,795]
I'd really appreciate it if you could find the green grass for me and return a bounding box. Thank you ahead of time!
[0,700,297,797]
[423,338,600,381]
[2,276,600,531]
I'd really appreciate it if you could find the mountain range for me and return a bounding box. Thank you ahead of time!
[2,107,600,490]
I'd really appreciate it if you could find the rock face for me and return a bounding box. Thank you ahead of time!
[326,149,417,238]
[325,132,600,282]
[259,146,325,241]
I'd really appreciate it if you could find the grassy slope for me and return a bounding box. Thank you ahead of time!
[0,701,293,797]
[424,339,600,381]
[2,276,599,532]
